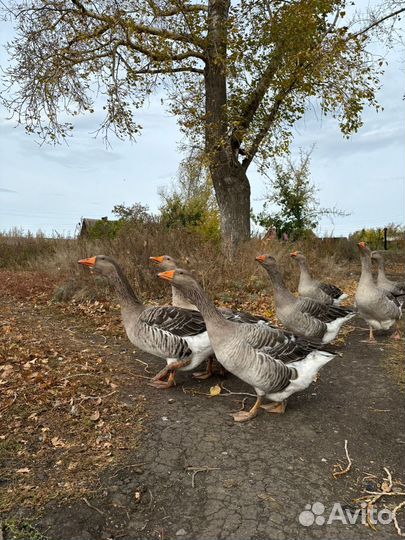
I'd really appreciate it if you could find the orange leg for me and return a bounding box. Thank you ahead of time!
[151,364,172,381]
[148,371,176,389]
[149,358,191,389]
[231,397,262,423]
[192,357,214,380]
[261,400,287,414]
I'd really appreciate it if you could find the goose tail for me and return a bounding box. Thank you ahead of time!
[290,350,336,385]
[333,293,348,306]
[322,313,356,343]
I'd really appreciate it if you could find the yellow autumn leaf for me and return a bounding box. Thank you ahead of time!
[209,384,222,397]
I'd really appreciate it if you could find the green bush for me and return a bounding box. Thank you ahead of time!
[350,224,404,250]
[87,219,124,240]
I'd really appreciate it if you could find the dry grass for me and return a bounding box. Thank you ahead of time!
[0,227,403,517]
[0,225,378,312]
[382,337,405,392]
[0,276,146,514]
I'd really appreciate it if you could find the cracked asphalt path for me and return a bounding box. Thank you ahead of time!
[36,323,404,540]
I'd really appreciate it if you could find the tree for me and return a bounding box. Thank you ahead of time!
[252,150,347,239]
[1,0,404,254]
[112,201,152,222]
[159,149,220,241]
[350,223,405,249]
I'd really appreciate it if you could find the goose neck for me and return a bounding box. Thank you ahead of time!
[375,258,386,280]
[298,259,312,285]
[359,254,374,286]
[266,267,296,307]
[172,285,198,311]
[175,284,228,329]
[109,268,144,318]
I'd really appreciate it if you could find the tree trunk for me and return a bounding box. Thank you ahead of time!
[210,153,251,257]
[205,0,251,256]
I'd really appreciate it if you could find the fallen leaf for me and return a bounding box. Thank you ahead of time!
[16,467,30,474]
[381,480,391,493]
[90,410,100,421]
[51,437,66,447]
[210,384,222,397]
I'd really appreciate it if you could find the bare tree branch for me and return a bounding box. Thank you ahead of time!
[348,6,405,40]
[241,82,294,170]
[70,0,206,48]
[146,0,208,17]
[230,48,283,149]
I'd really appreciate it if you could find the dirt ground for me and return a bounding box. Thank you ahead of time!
[1,270,404,540]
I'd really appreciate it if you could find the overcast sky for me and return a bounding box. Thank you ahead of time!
[0,5,404,238]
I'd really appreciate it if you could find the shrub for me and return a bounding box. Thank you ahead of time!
[350,224,405,250]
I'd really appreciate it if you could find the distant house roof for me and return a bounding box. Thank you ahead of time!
[78,216,108,237]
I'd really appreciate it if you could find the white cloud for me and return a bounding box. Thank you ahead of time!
[0,8,403,237]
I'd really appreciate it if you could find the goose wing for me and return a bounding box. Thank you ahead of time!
[319,282,344,299]
[381,290,401,308]
[375,291,402,319]
[140,306,206,337]
[391,281,405,297]
[220,308,270,324]
[252,351,296,394]
[241,323,324,362]
[297,297,351,322]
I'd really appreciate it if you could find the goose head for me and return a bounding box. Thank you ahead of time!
[158,267,201,298]
[357,242,371,258]
[255,254,278,271]
[290,250,306,264]
[370,251,383,263]
[78,255,119,278]
[149,254,177,271]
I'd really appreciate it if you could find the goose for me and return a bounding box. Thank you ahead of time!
[150,254,272,379]
[256,255,355,343]
[150,255,198,311]
[150,254,323,378]
[150,254,270,324]
[371,251,405,302]
[150,254,215,379]
[355,243,402,342]
[158,268,336,422]
[78,255,214,388]
[290,251,348,305]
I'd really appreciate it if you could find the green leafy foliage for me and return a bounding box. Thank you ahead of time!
[87,203,153,239]
[1,0,402,250]
[159,150,221,242]
[252,150,347,239]
[1,1,395,158]
[87,220,123,240]
[112,202,152,223]
[350,224,405,250]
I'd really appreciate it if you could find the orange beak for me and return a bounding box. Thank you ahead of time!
[78,256,97,268]
[158,270,175,282]
[358,242,366,249]
[149,256,165,265]
[290,251,299,257]
[255,255,266,263]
